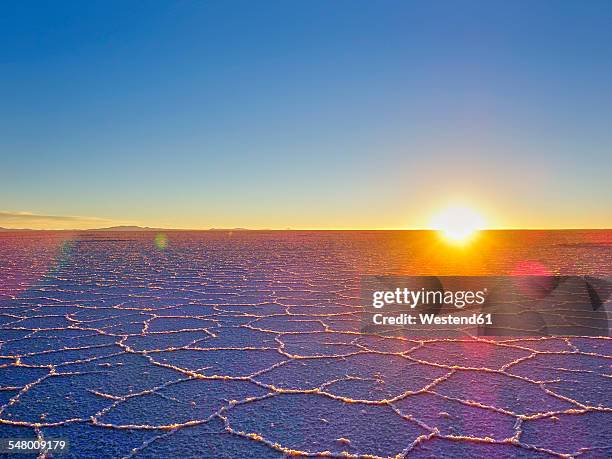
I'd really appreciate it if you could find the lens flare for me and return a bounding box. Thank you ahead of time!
[154,233,168,250]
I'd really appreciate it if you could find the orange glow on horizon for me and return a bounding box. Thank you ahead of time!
[430,205,487,245]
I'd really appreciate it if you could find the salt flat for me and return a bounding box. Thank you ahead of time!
[0,230,610,458]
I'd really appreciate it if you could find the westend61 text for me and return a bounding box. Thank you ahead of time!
[372,312,493,326]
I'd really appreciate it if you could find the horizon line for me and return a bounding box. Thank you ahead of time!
[1,226,611,232]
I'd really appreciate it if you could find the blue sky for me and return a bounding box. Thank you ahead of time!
[1,0,611,229]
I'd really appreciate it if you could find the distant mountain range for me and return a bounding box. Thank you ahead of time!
[92,226,253,231]
[0,225,253,232]
[88,225,163,231]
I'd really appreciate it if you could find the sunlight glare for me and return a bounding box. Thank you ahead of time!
[431,205,486,244]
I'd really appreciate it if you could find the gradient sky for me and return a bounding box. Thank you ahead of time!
[1,1,611,229]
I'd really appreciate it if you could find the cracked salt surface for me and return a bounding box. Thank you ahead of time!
[0,230,610,458]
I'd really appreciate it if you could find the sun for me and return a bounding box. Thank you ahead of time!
[430,205,486,244]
